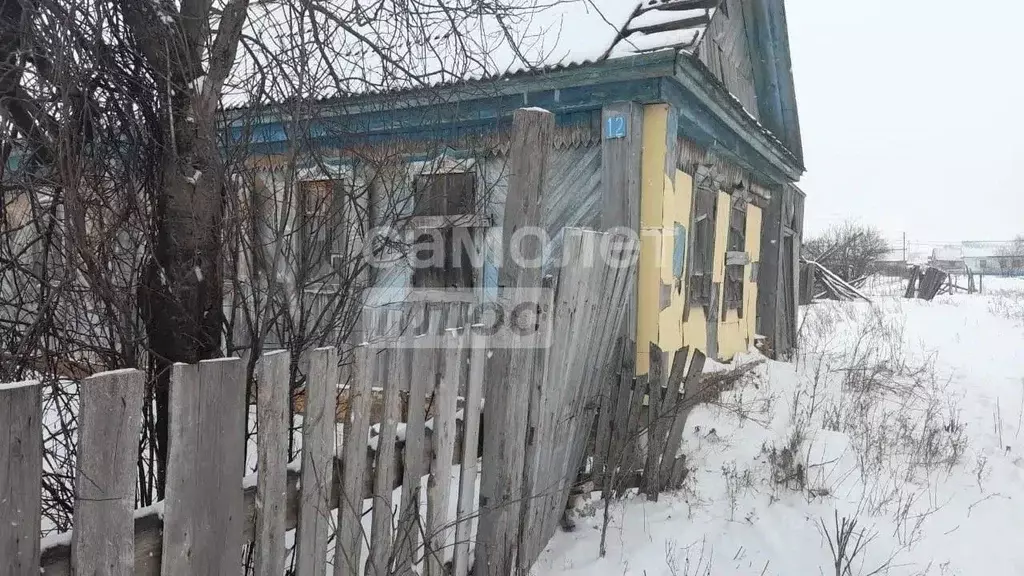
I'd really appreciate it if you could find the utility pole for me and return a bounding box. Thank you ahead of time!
[903,232,907,263]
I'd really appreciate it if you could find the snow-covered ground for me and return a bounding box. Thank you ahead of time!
[535,277,1024,576]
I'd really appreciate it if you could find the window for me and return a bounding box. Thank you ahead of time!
[723,195,748,318]
[410,171,478,289]
[688,184,717,309]
[413,172,476,217]
[299,179,347,279]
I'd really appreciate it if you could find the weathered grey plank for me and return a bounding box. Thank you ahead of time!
[427,330,464,576]
[600,101,643,232]
[296,348,339,576]
[647,346,688,500]
[161,358,245,575]
[72,369,144,576]
[335,343,374,576]
[368,343,406,576]
[0,380,42,575]
[478,108,553,576]
[655,349,689,465]
[395,341,433,575]
[592,340,624,492]
[606,345,636,494]
[641,344,666,499]
[40,398,487,576]
[601,101,643,349]
[660,350,705,491]
[527,231,600,556]
[617,372,648,498]
[453,332,487,576]
[254,350,290,576]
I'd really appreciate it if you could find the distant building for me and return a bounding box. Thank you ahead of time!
[929,243,1023,276]
[930,246,967,274]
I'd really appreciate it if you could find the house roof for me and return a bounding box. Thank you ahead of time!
[224,0,717,107]
[932,246,964,262]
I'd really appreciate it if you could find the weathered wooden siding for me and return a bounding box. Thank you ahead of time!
[482,143,603,291]
[696,0,760,121]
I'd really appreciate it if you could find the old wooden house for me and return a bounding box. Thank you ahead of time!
[231,0,806,371]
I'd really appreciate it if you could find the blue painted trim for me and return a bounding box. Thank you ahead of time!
[230,78,661,150]
[660,76,795,185]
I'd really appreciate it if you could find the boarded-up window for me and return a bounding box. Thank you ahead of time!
[723,196,747,317]
[410,171,478,289]
[688,185,717,309]
[413,172,476,217]
[299,179,347,279]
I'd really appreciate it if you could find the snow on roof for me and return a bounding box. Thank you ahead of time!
[224,0,716,107]
[932,246,964,262]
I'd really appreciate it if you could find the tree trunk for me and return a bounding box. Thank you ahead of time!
[140,100,225,497]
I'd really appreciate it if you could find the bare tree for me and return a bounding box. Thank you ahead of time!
[804,222,890,282]
[0,0,552,530]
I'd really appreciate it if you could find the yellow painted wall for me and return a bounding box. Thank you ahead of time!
[636,104,764,372]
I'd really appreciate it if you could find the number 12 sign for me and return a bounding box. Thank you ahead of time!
[604,115,627,139]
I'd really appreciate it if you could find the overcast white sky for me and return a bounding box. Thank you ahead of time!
[786,0,1023,246]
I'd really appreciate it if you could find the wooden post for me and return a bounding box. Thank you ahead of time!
[334,344,374,576]
[453,332,488,576]
[601,101,643,350]
[0,380,42,575]
[161,358,246,575]
[254,351,290,576]
[72,369,144,576]
[478,107,553,576]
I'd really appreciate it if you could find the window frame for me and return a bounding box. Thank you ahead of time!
[295,163,363,282]
[687,172,718,312]
[723,194,748,318]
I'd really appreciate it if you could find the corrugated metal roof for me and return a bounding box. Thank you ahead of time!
[223,0,717,108]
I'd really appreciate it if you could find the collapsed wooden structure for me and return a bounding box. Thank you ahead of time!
[799,259,871,303]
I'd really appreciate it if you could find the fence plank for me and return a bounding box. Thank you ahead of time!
[657,348,693,491]
[543,231,636,551]
[641,343,666,499]
[72,369,143,576]
[395,341,434,575]
[295,348,338,576]
[478,108,553,576]
[606,345,635,493]
[368,344,407,576]
[453,332,487,576]
[592,341,623,489]
[254,351,290,576]
[647,345,689,501]
[0,380,42,575]
[617,372,648,498]
[426,330,464,576]
[658,350,706,490]
[161,358,245,575]
[335,344,374,576]
[526,232,600,557]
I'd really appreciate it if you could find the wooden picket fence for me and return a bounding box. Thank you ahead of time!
[8,321,489,576]
[1,108,659,576]
[586,342,708,502]
[1,238,637,576]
